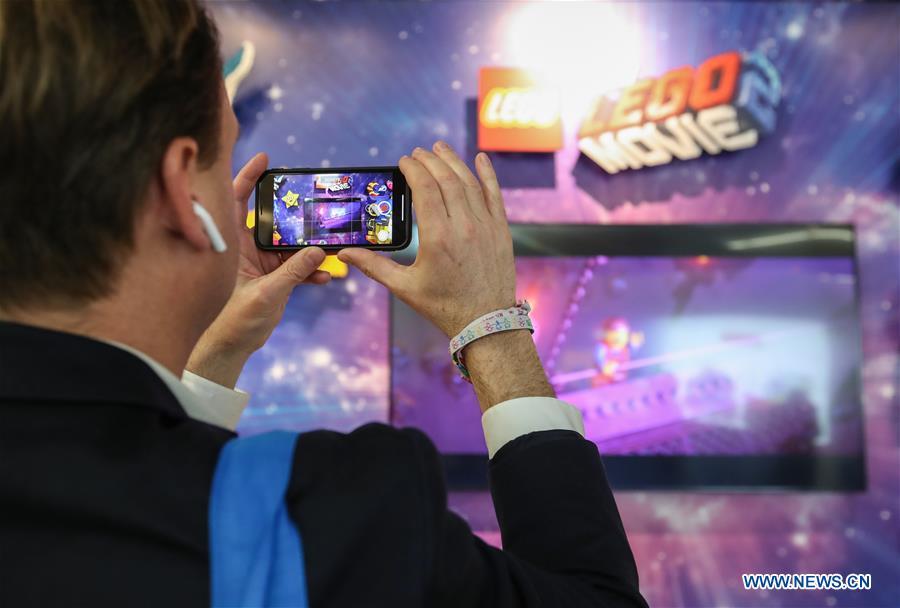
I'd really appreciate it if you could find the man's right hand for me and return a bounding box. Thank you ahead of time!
[338,142,515,338]
[339,142,554,410]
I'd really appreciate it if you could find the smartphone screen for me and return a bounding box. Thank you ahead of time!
[255,167,411,251]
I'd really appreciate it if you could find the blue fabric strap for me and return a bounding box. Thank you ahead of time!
[209,431,308,608]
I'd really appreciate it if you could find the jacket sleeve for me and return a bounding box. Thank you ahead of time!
[287,423,647,608]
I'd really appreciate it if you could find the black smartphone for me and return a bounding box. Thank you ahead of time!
[254,166,412,251]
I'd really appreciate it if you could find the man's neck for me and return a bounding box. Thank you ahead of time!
[0,296,196,377]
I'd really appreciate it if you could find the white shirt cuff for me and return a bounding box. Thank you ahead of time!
[481,396,585,459]
[180,371,250,431]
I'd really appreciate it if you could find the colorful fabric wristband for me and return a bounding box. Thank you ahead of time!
[449,300,534,382]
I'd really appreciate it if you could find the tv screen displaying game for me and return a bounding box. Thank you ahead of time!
[271,171,395,246]
[391,225,866,489]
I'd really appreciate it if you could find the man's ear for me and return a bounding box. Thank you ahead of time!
[158,137,210,251]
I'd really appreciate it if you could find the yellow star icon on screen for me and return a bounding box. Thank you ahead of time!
[281,190,300,208]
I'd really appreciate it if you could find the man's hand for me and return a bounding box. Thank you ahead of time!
[187,153,331,388]
[338,142,554,410]
[338,143,515,337]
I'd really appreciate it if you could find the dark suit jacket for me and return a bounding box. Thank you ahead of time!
[0,321,647,607]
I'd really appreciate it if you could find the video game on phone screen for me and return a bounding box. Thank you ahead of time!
[271,172,394,246]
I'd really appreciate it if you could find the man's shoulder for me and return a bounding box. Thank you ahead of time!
[283,423,442,606]
[288,422,438,492]
[0,398,230,606]
[295,422,433,452]
[284,422,445,540]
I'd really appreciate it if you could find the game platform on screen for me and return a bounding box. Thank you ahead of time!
[271,172,394,247]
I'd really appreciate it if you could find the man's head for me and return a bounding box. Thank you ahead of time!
[0,0,240,327]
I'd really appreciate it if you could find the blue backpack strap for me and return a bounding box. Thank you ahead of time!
[209,431,308,608]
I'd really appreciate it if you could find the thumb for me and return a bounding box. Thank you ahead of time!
[338,248,405,291]
[233,152,269,204]
[263,247,327,299]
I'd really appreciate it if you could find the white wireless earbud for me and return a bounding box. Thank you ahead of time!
[192,201,228,253]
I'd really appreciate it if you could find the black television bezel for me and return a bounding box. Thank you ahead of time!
[389,223,866,492]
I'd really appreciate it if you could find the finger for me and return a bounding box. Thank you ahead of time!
[233,152,269,206]
[255,250,283,276]
[399,155,448,239]
[411,147,469,218]
[432,141,489,222]
[259,251,333,281]
[303,270,332,285]
[262,246,326,299]
[475,152,507,222]
[254,246,300,276]
[337,248,406,292]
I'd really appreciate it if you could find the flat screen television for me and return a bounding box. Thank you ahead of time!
[390,224,865,490]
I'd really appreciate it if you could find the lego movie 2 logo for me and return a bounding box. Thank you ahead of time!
[315,175,353,193]
[577,51,781,174]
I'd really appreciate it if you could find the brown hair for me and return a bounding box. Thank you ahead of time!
[0,0,222,309]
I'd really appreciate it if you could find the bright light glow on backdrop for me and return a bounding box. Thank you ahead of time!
[501,2,643,130]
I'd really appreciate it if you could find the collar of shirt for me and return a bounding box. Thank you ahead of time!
[105,340,248,431]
